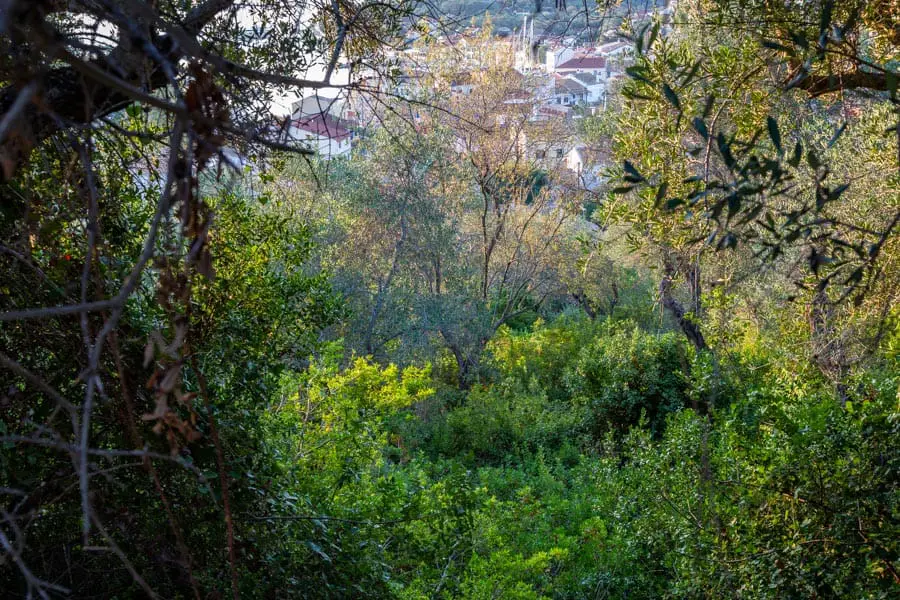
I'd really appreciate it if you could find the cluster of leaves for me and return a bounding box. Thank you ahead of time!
[608,1,899,306]
[0,161,340,596]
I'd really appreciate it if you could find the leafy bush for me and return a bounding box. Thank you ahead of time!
[486,316,601,402]
[564,322,689,437]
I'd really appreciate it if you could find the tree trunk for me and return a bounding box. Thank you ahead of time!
[572,291,597,320]
[660,258,707,352]
[440,329,485,391]
[608,280,619,314]
[449,344,477,391]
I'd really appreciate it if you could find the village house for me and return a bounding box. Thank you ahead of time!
[554,56,607,78]
[551,75,589,106]
[565,145,610,190]
[565,72,606,104]
[545,43,575,72]
[284,112,352,160]
[596,41,632,58]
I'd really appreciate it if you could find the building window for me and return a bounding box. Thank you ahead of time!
[555,148,564,158]
[536,150,546,159]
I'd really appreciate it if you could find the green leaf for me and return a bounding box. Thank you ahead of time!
[886,71,898,100]
[789,30,810,50]
[654,182,668,206]
[827,182,850,202]
[827,122,847,148]
[716,232,737,250]
[727,194,741,219]
[843,5,861,36]
[305,541,332,562]
[717,133,736,169]
[623,160,644,183]
[819,0,834,37]
[702,95,715,119]
[611,186,636,194]
[807,150,821,170]
[648,21,660,49]
[816,185,827,210]
[692,117,709,139]
[845,267,864,286]
[789,141,803,167]
[762,40,795,54]
[625,66,652,85]
[767,117,782,154]
[662,84,681,111]
[738,203,764,225]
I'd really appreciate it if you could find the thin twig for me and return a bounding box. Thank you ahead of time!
[191,354,240,600]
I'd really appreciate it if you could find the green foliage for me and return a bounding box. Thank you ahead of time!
[565,321,689,436]
[487,316,601,401]
[4,2,898,592]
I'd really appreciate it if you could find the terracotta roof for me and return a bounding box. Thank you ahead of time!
[538,104,572,117]
[554,76,587,94]
[556,56,606,71]
[597,41,630,54]
[292,113,350,143]
[505,89,532,101]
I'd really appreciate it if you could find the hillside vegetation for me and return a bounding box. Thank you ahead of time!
[0,0,897,598]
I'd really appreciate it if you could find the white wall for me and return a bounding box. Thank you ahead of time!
[286,125,351,159]
[545,46,574,72]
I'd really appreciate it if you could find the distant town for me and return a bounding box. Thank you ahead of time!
[280,1,678,187]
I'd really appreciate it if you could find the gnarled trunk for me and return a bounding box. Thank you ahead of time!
[660,257,707,352]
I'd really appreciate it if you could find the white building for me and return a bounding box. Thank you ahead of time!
[555,56,608,77]
[545,44,575,72]
[551,75,589,106]
[596,41,632,58]
[566,72,606,104]
[284,113,352,159]
[290,94,344,120]
[565,145,609,190]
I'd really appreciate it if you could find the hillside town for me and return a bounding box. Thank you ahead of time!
[281,2,678,187]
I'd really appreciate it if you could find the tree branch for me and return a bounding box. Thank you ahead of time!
[792,69,892,98]
[0,0,231,179]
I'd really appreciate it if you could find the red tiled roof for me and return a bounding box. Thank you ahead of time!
[570,72,598,85]
[554,76,587,94]
[292,114,350,143]
[505,89,532,101]
[538,104,571,116]
[556,56,606,70]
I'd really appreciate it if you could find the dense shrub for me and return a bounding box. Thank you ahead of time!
[486,316,602,401]
[437,385,586,463]
[564,321,690,437]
